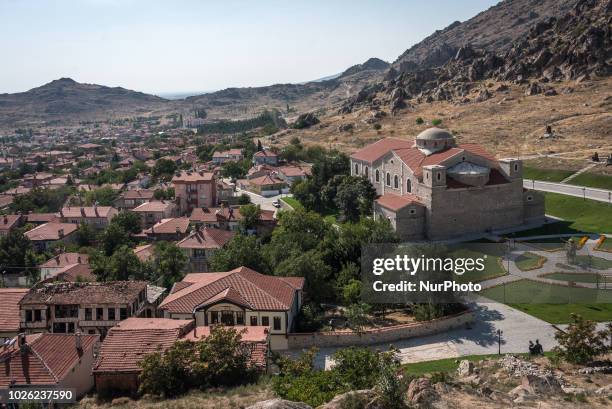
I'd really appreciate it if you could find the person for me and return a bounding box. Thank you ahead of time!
[534,339,544,355]
[528,340,535,355]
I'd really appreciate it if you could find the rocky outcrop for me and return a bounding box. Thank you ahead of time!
[246,399,312,409]
[406,377,439,404]
[341,0,610,113]
[291,113,320,129]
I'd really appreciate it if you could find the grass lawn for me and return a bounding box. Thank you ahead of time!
[450,248,507,283]
[567,173,612,190]
[515,252,546,271]
[481,279,612,323]
[542,272,609,284]
[523,166,574,182]
[280,196,304,211]
[521,236,584,251]
[573,255,612,270]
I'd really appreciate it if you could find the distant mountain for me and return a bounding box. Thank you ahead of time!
[0,78,167,126]
[391,0,578,73]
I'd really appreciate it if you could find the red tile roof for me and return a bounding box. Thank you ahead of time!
[134,244,155,262]
[43,264,96,283]
[0,333,98,387]
[24,222,78,241]
[254,150,278,157]
[159,266,304,314]
[93,318,194,374]
[0,214,21,232]
[132,200,174,213]
[376,193,424,211]
[24,213,58,224]
[172,170,214,183]
[0,288,28,334]
[121,189,155,200]
[177,227,235,250]
[144,217,190,235]
[189,207,220,223]
[39,253,89,268]
[350,137,413,162]
[20,281,147,306]
[60,206,115,218]
[249,175,285,186]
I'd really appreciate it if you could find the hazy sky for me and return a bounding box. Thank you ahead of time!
[0,0,498,95]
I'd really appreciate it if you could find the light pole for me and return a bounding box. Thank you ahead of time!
[497,329,503,355]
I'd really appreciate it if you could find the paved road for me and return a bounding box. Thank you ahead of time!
[306,301,560,369]
[523,179,612,203]
[236,188,290,212]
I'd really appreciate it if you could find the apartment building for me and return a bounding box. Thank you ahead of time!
[131,200,176,228]
[172,170,217,216]
[58,205,118,229]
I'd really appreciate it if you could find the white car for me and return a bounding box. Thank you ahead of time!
[272,200,281,208]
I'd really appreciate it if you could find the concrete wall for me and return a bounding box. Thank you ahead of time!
[285,310,473,350]
[94,372,139,397]
[59,339,98,399]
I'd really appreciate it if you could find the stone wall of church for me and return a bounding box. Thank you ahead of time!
[374,202,425,241]
[426,179,525,239]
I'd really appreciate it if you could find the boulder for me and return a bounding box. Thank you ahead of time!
[595,384,612,395]
[520,374,563,395]
[457,360,474,377]
[406,377,438,404]
[291,113,320,129]
[247,399,312,409]
[338,123,354,132]
[318,390,375,409]
[525,82,543,96]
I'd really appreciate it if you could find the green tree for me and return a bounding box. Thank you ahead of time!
[0,229,35,276]
[138,340,197,398]
[107,245,144,281]
[275,250,334,302]
[100,223,130,256]
[334,176,377,222]
[152,241,188,288]
[238,193,251,205]
[238,204,261,232]
[342,279,362,305]
[111,211,142,235]
[85,186,117,206]
[210,234,266,272]
[75,222,96,247]
[554,314,611,364]
[152,158,177,178]
[345,303,371,333]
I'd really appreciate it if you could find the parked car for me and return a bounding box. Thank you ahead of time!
[272,200,281,208]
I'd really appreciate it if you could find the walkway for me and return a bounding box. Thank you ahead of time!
[560,163,599,184]
[523,179,612,203]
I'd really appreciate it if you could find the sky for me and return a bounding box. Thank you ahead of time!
[0,0,499,95]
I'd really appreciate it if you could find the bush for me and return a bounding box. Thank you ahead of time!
[554,314,611,364]
[373,123,382,130]
[431,118,442,126]
[415,117,424,125]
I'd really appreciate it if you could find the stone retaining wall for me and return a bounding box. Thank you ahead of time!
[286,310,474,350]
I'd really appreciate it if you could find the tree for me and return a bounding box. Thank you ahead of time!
[210,234,266,272]
[275,250,334,302]
[0,229,35,276]
[342,279,362,305]
[238,204,261,232]
[334,176,377,222]
[152,241,188,288]
[85,186,117,206]
[345,303,371,333]
[139,340,197,398]
[100,223,130,256]
[221,159,250,179]
[107,245,144,281]
[152,158,177,178]
[238,193,251,205]
[75,222,96,247]
[111,211,142,235]
[290,179,319,211]
[554,314,611,364]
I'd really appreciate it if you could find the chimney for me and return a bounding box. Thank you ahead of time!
[80,208,86,217]
[18,333,27,355]
[77,256,81,264]
[58,228,64,238]
[75,331,82,352]
[3,215,7,224]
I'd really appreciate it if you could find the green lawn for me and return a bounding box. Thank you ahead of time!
[543,272,609,284]
[515,252,546,271]
[567,173,612,190]
[573,255,612,270]
[523,166,574,183]
[481,279,612,323]
[450,248,507,283]
[542,193,612,234]
[281,197,304,211]
[521,236,584,251]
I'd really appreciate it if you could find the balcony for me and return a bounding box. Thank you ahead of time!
[22,321,47,329]
[80,320,120,327]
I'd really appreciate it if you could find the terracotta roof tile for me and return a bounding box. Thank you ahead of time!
[39,253,89,268]
[350,137,413,162]
[0,288,28,334]
[60,206,115,218]
[20,281,148,306]
[144,217,190,235]
[132,200,174,213]
[176,227,235,250]
[24,222,78,241]
[172,171,214,183]
[376,193,424,211]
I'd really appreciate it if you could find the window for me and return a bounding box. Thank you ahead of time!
[56,305,78,318]
[394,175,399,189]
[236,311,245,325]
[211,311,219,324]
[375,169,380,182]
[221,311,234,325]
[354,163,359,175]
[85,308,92,321]
[34,310,41,322]
[409,209,416,215]
[250,316,258,326]
[261,316,270,327]
[25,310,32,322]
[96,308,103,320]
[514,164,519,171]
[527,196,533,202]
[364,166,369,178]
[120,308,128,320]
[108,308,116,320]
[273,317,281,331]
[194,249,206,258]
[407,179,412,193]
[437,173,441,181]
[386,172,391,186]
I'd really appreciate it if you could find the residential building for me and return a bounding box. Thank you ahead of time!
[176,227,235,272]
[248,174,288,197]
[133,244,154,262]
[253,150,279,166]
[24,222,78,251]
[21,172,54,188]
[39,252,92,282]
[142,217,190,241]
[190,206,276,234]
[0,333,99,399]
[24,212,59,225]
[212,148,244,164]
[0,214,22,237]
[59,206,118,229]
[115,189,155,210]
[0,288,29,339]
[131,200,176,228]
[172,170,217,215]
[217,179,235,204]
[350,128,545,240]
[159,266,304,350]
[18,281,160,338]
[276,164,312,185]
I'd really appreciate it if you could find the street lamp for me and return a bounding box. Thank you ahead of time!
[496,329,503,355]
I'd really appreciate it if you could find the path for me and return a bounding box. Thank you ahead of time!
[523,179,612,203]
[560,163,599,184]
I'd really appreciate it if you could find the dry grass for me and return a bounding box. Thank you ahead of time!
[276,77,612,160]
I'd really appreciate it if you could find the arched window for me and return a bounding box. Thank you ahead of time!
[407,179,412,193]
[365,166,369,178]
[437,173,441,181]
[354,163,359,175]
[375,169,380,182]
[386,172,391,186]
[394,175,399,189]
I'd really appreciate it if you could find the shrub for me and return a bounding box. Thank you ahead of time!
[431,118,442,126]
[554,314,611,364]
[415,117,424,125]
[373,123,382,130]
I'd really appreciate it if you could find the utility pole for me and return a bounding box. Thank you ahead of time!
[497,329,503,355]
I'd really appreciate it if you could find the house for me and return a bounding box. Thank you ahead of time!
[350,128,545,240]
[0,333,99,399]
[0,214,22,237]
[217,179,235,204]
[92,318,268,396]
[212,148,244,164]
[18,281,160,338]
[115,189,155,210]
[253,149,278,166]
[59,206,118,229]
[0,194,14,210]
[142,217,190,241]
[176,227,235,272]
[24,222,78,251]
[21,172,54,188]
[23,212,58,225]
[159,266,304,350]
[246,164,277,179]
[190,206,276,234]
[0,288,29,339]
[92,318,194,396]
[248,175,288,197]
[133,244,155,262]
[172,170,217,215]
[131,200,176,228]
[39,252,92,282]
[276,164,312,185]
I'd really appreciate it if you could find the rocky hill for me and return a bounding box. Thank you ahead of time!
[0,78,168,126]
[341,0,611,113]
[392,0,578,73]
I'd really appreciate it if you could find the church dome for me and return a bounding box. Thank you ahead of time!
[415,127,456,155]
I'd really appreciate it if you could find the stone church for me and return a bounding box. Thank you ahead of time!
[350,128,545,240]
